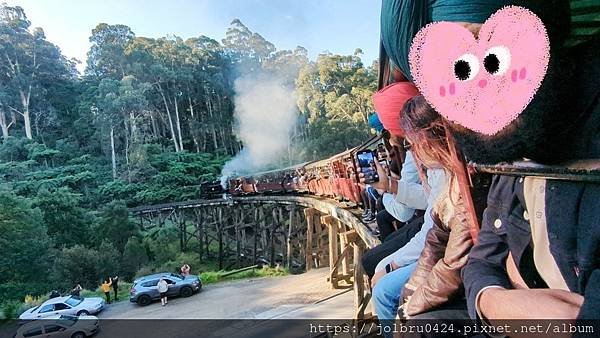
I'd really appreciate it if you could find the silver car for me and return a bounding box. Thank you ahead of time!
[19,296,105,321]
[129,272,201,306]
[15,314,99,338]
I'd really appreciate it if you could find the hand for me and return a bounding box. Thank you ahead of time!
[371,270,387,288]
[358,160,389,192]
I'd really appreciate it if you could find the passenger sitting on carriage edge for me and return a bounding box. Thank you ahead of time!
[452,5,600,321]
[372,81,422,241]
[360,82,430,278]
[368,96,473,338]
[396,96,476,331]
[459,43,600,321]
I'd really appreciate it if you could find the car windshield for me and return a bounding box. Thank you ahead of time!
[64,296,83,307]
[170,273,184,280]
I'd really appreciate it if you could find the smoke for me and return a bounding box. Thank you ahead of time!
[220,73,297,186]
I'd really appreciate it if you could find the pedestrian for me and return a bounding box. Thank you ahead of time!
[101,277,112,304]
[71,283,83,297]
[157,278,169,306]
[180,264,190,276]
[112,276,119,301]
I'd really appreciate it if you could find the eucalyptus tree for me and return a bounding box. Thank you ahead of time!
[0,4,75,140]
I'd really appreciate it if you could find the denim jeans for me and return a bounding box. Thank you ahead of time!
[372,261,417,338]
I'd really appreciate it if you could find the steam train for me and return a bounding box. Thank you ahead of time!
[200,135,387,205]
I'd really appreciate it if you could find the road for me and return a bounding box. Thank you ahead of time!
[95,268,355,338]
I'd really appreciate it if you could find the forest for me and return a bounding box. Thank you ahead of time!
[0,4,377,316]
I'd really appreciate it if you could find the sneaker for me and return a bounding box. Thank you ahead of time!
[362,211,372,221]
[364,212,376,222]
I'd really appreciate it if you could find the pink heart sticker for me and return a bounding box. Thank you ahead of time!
[409,6,550,135]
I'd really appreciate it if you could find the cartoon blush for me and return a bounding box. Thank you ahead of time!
[409,6,550,135]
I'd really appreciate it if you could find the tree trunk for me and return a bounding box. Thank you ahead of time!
[150,111,158,140]
[158,84,180,152]
[0,109,11,140]
[174,93,184,151]
[20,89,33,139]
[110,126,117,180]
[188,95,200,153]
[123,114,131,183]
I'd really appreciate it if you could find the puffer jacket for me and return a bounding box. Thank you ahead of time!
[400,179,473,317]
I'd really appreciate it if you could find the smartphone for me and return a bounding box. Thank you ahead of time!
[356,149,379,184]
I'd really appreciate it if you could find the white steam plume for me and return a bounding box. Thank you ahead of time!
[220,73,297,186]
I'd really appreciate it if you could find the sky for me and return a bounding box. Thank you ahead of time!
[4,0,381,73]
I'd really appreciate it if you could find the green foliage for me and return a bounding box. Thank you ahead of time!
[33,187,93,248]
[50,241,118,291]
[200,266,288,285]
[121,237,149,280]
[143,226,180,264]
[0,192,52,284]
[0,282,49,307]
[51,245,104,290]
[95,201,137,253]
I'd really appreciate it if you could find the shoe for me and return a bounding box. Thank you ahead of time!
[362,211,372,221]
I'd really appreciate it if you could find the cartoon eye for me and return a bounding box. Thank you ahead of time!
[484,46,511,76]
[453,53,479,81]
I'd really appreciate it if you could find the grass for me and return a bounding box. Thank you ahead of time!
[80,282,133,303]
[200,265,288,285]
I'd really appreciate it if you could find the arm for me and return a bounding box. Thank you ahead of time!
[374,169,448,273]
[479,288,583,319]
[405,199,473,316]
[394,151,428,210]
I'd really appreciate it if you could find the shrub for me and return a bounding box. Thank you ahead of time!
[0,282,50,304]
[0,300,24,320]
[134,266,155,279]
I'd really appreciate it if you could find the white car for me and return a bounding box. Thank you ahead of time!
[19,296,105,321]
[15,314,99,338]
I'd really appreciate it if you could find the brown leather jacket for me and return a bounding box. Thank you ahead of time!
[400,180,473,317]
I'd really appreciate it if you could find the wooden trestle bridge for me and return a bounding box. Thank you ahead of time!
[129,195,380,321]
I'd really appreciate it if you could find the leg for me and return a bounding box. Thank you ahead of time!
[377,210,398,241]
[361,216,423,278]
[372,263,417,338]
[114,288,118,301]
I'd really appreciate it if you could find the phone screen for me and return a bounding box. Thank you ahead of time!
[357,150,379,183]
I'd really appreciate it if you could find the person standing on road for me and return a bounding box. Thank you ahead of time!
[157,278,169,306]
[112,275,119,301]
[101,278,112,304]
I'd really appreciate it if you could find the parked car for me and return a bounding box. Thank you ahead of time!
[130,272,201,306]
[15,314,99,338]
[19,296,105,321]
